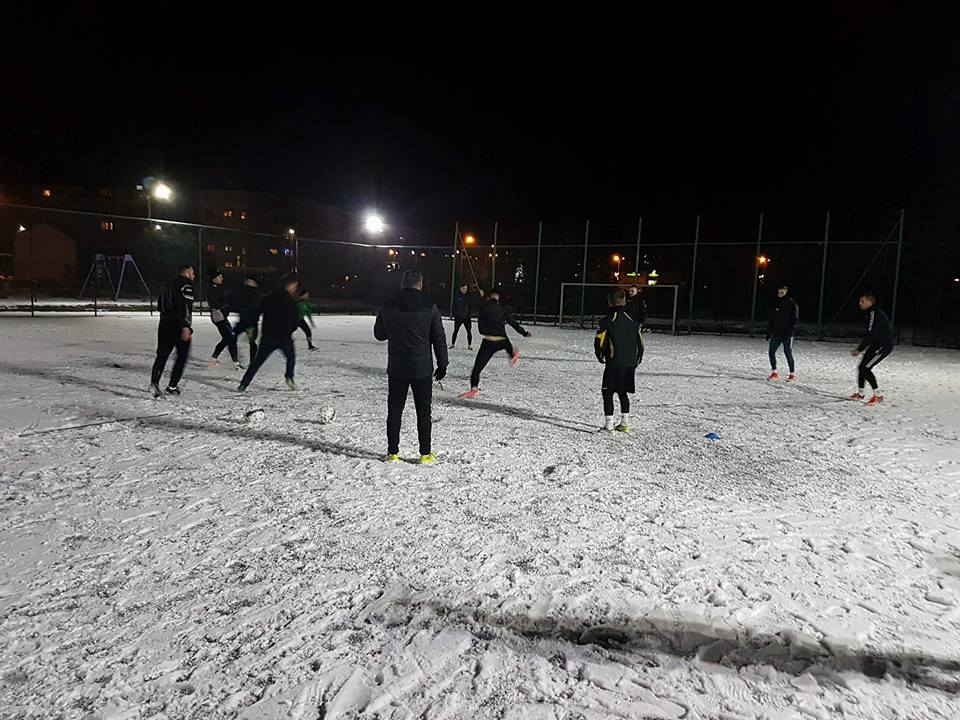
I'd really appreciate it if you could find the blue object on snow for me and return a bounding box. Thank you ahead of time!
[704,432,722,442]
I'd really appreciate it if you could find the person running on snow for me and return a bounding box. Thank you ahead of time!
[595,288,643,432]
[374,271,448,464]
[450,283,475,350]
[238,274,301,392]
[460,289,531,399]
[150,264,195,398]
[233,276,261,362]
[295,289,318,351]
[206,269,242,369]
[766,284,799,381]
[624,285,648,330]
[850,291,894,405]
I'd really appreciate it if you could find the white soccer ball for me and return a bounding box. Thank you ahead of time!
[317,407,337,425]
[244,409,266,424]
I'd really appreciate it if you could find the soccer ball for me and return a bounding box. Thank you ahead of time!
[317,407,337,425]
[244,409,266,424]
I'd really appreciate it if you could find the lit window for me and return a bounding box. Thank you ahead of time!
[269,248,279,256]
[100,221,114,231]
[224,245,233,252]
[224,261,234,268]
[240,211,246,220]
[42,188,52,198]
[223,210,233,218]
[206,243,216,253]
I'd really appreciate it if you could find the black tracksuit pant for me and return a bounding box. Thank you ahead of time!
[151,325,191,388]
[234,318,259,359]
[297,318,314,346]
[858,345,892,391]
[602,390,630,416]
[387,375,433,455]
[470,338,514,388]
[239,337,295,387]
[451,317,472,346]
[212,320,239,362]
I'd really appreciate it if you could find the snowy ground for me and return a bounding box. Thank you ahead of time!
[1,314,959,720]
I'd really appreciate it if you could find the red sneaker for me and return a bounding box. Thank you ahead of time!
[459,388,480,400]
[768,371,780,380]
[511,351,520,367]
[848,392,865,401]
[786,373,797,382]
[865,394,884,405]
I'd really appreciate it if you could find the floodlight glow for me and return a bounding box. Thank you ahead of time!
[152,182,173,201]
[364,212,385,235]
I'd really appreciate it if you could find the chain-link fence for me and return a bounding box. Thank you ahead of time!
[2,203,958,348]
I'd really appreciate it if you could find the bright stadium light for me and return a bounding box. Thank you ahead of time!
[152,182,173,201]
[364,212,385,235]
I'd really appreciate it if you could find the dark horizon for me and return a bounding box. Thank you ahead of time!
[4,6,960,225]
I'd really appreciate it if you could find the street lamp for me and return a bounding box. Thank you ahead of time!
[612,254,622,278]
[364,212,385,235]
[758,255,769,266]
[464,234,476,245]
[142,178,174,220]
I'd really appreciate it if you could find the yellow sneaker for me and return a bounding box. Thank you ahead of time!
[384,453,401,462]
[614,424,630,433]
[419,453,437,465]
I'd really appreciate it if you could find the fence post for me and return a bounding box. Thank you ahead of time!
[197,227,203,315]
[31,280,36,318]
[817,210,830,340]
[749,211,764,330]
[532,220,543,325]
[579,219,590,326]
[634,217,643,278]
[891,208,905,332]
[491,221,498,288]
[687,214,701,333]
[449,222,459,318]
[94,254,99,318]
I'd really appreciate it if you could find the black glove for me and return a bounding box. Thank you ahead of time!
[765,335,771,341]
[434,366,447,382]
[598,356,606,364]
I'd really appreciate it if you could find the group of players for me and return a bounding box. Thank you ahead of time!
[149,265,895,462]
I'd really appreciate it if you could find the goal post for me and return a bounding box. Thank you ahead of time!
[559,283,680,334]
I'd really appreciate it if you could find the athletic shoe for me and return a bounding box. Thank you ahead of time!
[285,378,298,391]
[614,424,631,433]
[468,345,473,351]
[419,453,437,465]
[308,345,318,351]
[165,386,181,396]
[234,362,245,370]
[459,388,480,399]
[237,384,248,393]
[150,382,163,398]
[768,371,780,380]
[786,374,797,382]
[384,453,401,463]
[208,358,220,368]
[865,394,884,406]
[511,351,520,366]
[848,392,865,401]
[449,344,456,349]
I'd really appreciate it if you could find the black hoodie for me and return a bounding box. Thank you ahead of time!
[857,306,894,351]
[374,288,448,379]
[767,294,799,338]
[477,298,529,338]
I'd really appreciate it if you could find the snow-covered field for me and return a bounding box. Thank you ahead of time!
[1,314,959,720]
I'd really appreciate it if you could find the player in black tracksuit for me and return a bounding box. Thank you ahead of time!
[766,285,799,380]
[850,292,894,404]
[150,265,195,397]
[450,284,475,349]
[207,270,240,366]
[595,289,643,432]
[374,271,448,462]
[460,291,531,398]
[624,286,648,329]
[233,277,261,361]
[238,275,301,391]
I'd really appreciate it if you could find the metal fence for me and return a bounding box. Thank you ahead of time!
[1,203,958,348]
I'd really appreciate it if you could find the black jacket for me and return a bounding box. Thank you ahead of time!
[857,306,894,351]
[158,275,194,330]
[453,290,474,321]
[477,299,529,338]
[768,296,799,338]
[207,282,234,323]
[624,294,648,327]
[237,285,261,326]
[595,308,643,367]
[257,291,300,344]
[374,288,448,380]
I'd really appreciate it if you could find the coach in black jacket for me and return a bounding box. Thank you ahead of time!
[374,271,448,462]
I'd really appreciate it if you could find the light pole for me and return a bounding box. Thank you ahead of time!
[612,254,622,279]
[288,228,297,272]
[141,178,173,220]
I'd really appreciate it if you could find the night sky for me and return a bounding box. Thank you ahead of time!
[3,5,959,225]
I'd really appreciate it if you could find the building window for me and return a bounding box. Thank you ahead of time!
[269,248,279,256]
[224,245,233,252]
[240,211,247,220]
[206,243,216,253]
[98,188,112,198]
[100,221,114,231]
[223,210,233,218]
[224,261,234,268]
[42,188,52,198]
